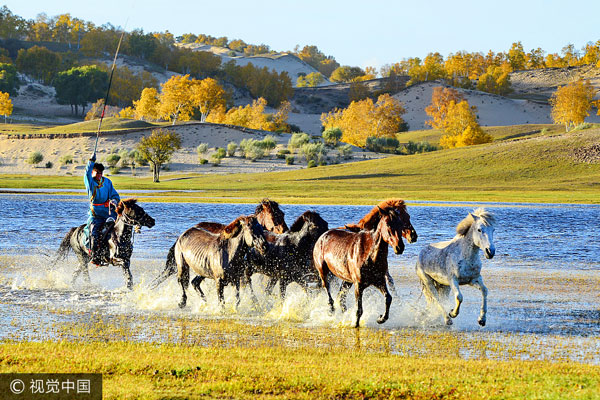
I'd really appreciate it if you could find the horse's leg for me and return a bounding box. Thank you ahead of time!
[319,263,335,314]
[73,254,90,286]
[121,259,133,290]
[216,278,225,308]
[234,279,241,309]
[191,276,206,300]
[177,261,189,309]
[470,276,488,326]
[354,282,366,328]
[375,280,392,324]
[264,277,277,296]
[279,278,288,300]
[416,265,450,325]
[337,281,352,313]
[385,271,398,297]
[448,277,463,320]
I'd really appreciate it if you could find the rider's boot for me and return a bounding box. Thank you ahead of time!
[90,235,103,266]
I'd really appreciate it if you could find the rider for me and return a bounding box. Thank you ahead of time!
[85,152,120,265]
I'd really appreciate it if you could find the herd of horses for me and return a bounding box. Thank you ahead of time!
[56,198,496,328]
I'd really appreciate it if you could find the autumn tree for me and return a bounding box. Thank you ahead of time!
[321,94,406,147]
[476,64,512,95]
[16,46,61,84]
[294,45,340,77]
[98,65,158,107]
[134,87,160,121]
[550,80,596,131]
[0,91,13,123]
[219,98,273,130]
[296,72,324,87]
[158,74,194,124]
[137,128,181,182]
[329,66,365,83]
[507,41,527,70]
[0,63,19,96]
[190,77,226,122]
[84,98,119,121]
[425,87,464,129]
[438,100,492,148]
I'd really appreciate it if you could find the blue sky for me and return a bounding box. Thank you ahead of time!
[3,0,599,69]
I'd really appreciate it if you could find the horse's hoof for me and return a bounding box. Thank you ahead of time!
[178,301,186,309]
[354,321,361,328]
[377,315,388,324]
[478,319,486,327]
[445,318,453,326]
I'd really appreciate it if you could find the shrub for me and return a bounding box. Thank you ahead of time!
[301,142,327,163]
[277,149,291,159]
[197,143,209,155]
[365,136,400,153]
[338,144,353,159]
[572,122,593,131]
[399,141,439,155]
[27,151,43,165]
[239,138,255,157]
[285,155,294,165]
[322,127,342,146]
[210,154,222,166]
[215,147,227,159]
[199,158,208,165]
[259,135,277,150]
[288,132,310,149]
[246,143,265,161]
[307,160,317,168]
[109,166,120,174]
[59,155,73,165]
[227,142,238,157]
[105,154,121,167]
[45,161,53,168]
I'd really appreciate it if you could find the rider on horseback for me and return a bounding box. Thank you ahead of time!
[85,152,120,266]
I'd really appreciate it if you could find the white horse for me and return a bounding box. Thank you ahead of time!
[416,208,495,326]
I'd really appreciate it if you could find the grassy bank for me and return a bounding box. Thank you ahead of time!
[2,128,599,205]
[2,337,598,399]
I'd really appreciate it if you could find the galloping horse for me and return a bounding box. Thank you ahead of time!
[247,210,329,299]
[151,199,287,289]
[416,208,496,326]
[313,204,407,327]
[174,215,267,308]
[56,199,155,290]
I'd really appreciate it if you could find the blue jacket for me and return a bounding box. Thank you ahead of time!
[85,160,120,220]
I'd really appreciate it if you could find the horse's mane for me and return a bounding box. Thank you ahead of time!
[353,199,407,230]
[116,198,137,215]
[221,215,254,239]
[255,199,283,218]
[289,211,328,232]
[289,212,308,232]
[456,208,496,236]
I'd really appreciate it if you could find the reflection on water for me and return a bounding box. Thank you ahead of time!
[1,194,599,363]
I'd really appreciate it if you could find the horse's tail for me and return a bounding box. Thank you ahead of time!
[56,227,77,261]
[149,242,178,289]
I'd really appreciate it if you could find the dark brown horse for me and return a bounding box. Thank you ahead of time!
[246,210,329,299]
[56,199,155,290]
[313,205,406,327]
[151,199,287,289]
[175,215,267,308]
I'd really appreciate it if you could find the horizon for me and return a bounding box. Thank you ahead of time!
[3,0,600,70]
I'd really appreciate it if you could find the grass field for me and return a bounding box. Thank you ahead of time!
[2,318,599,399]
[2,127,599,204]
[0,117,162,135]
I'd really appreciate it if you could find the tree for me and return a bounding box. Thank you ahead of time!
[0,63,19,96]
[158,74,194,124]
[137,128,181,182]
[296,72,324,87]
[53,65,108,116]
[0,6,28,39]
[0,91,13,123]
[329,66,365,83]
[191,77,226,122]
[133,87,160,121]
[425,87,464,129]
[84,98,119,121]
[16,46,62,84]
[550,80,596,131]
[507,41,527,71]
[438,100,492,148]
[476,64,512,95]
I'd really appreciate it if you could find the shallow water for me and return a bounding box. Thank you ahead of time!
[1,194,599,362]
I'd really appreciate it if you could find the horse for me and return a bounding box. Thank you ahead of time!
[150,199,287,289]
[247,210,329,299]
[56,199,156,290]
[416,208,496,326]
[313,206,406,328]
[342,199,418,292]
[175,215,267,309]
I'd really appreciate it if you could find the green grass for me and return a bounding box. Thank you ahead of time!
[35,117,159,134]
[0,122,49,135]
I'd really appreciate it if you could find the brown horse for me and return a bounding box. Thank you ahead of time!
[313,206,406,328]
[175,215,267,308]
[151,199,287,289]
[342,199,417,293]
[56,199,155,290]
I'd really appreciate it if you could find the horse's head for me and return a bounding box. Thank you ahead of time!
[359,199,417,243]
[395,207,418,244]
[222,215,267,255]
[255,199,288,234]
[377,208,405,255]
[457,208,496,259]
[116,199,155,229]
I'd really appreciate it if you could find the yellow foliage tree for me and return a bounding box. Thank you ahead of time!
[438,100,492,148]
[476,63,512,95]
[190,77,227,122]
[425,87,464,129]
[0,91,13,123]
[550,80,596,131]
[220,98,274,131]
[158,75,194,124]
[133,87,160,121]
[321,94,406,147]
[118,107,135,119]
